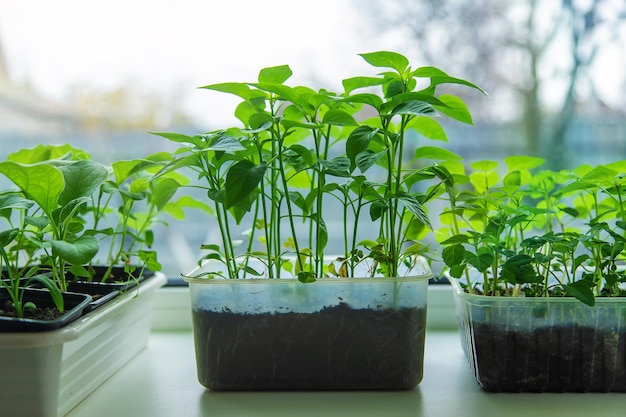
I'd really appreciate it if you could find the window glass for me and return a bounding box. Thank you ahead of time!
[1,0,624,278]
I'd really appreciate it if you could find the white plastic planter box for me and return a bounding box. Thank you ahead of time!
[0,272,166,417]
[450,278,626,392]
[187,258,432,390]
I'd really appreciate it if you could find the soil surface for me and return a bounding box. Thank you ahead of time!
[193,303,427,390]
[0,301,63,320]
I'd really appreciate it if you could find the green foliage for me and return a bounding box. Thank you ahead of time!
[438,157,626,305]
[154,50,484,280]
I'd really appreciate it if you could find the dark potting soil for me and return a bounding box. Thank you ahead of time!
[192,303,427,390]
[472,323,626,392]
[0,300,62,321]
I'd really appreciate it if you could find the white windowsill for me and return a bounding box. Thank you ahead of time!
[64,285,624,417]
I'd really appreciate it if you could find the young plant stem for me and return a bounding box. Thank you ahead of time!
[276,131,304,276]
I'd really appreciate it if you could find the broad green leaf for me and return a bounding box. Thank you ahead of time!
[391,100,436,117]
[297,271,316,283]
[411,66,449,78]
[464,248,493,272]
[249,83,299,104]
[347,126,378,166]
[440,234,470,245]
[8,144,91,163]
[342,76,384,94]
[206,133,245,152]
[0,194,34,211]
[581,165,619,183]
[281,119,321,130]
[356,151,386,173]
[503,170,522,186]
[224,160,266,209]
[322,109,358,126]
[382,92,449,114]
[57,160,108,207]
[244,113,273,133]
[433,94,473,124]
[0,229,18,246]
[370,200,387,221]
[406,117,448,141]
[338,93,383,110]
[258,65,292,84]
[563,280,596,306]
[429,75,487,95]
[0,161,64,215]
[414,146,461,162]
[359,51,409,73]
[504,155,545,171]
[286,144,314,167]
[52,235,100,265]
[200,82,251,100]
[442,244,466,268]
[319,157,351,177]
[25,215,49,229]
[149,131,199,145]
[153,178,182,210]
[449,264,466,278]
[471,160,499,171]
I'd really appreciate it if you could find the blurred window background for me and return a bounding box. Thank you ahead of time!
[1,0,624,278]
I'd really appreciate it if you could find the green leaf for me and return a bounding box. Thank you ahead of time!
[347,126,379,167]
[342,76,384,94]
[563,280,596,307]
[442,244,466,268]
[27,275,64,313]
[355,151,386,173]
[428,75,487,95]
[322,109,358,126]
[339,93,383,110]
[8,144,91,163]
[406,117,448,141]
[0,194,34,211]
[359,51,409,73]
[411,66,449,78]
[319,157,351,177]
[391,100,436,117]
[504,155,545,171]
[258,65,292,84]
[370,200,387,221]
[297,271,316,283]
[0,161,64,215]
[57,160,109,207]
[503,170,521,186]
[245,113,273,132]
[464,248,494,272]
[153,178,182,210]
[471,160,499,171]
[414,146,461,162]
[200,82,251,100]
[224,160,266,209]
[449,264,466,279]
[52,235,100,265]
[206,133,245,152]
[398,193,431,229]
[440,234,470,245]
[149,131,201,146]
[249,83,299,104]
[433,94,473,124]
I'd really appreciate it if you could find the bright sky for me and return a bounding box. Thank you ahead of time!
[0,0,624,129]
[0,0,405,128]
